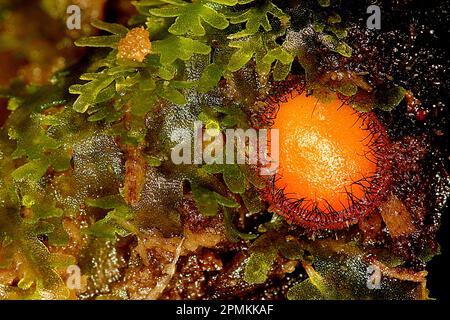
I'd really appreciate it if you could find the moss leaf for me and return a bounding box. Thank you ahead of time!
[150,0,229,37]
[228,2,288,39]
[91,19,129,36]
[198,63,225,93]
[375,86,406,111]
[75,35,122,48]
[244,250,277,284]
[152,35,211,65]
[223,207,258,242]
[191,183,219,216]
[223,165,246,194]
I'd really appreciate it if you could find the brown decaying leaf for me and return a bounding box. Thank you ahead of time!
[379,194,417,238]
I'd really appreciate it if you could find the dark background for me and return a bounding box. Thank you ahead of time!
[427,204,449,300]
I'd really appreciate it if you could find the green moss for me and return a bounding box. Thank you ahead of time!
[244,251,277,284]
[149,0,231,36]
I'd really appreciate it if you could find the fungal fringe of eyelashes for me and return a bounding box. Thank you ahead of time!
[257,79,393,230]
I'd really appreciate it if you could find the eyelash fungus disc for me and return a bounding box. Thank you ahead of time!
[259,85,392,230]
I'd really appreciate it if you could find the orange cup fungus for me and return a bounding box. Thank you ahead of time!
[262,90,391,230]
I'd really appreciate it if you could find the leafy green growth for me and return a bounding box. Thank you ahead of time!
[336,81,358,96]
[75,36,122,48]
[152,36,211,65]
[243,231,305,284]
[244,250,277,284]
[210,105,250,129]
[227,1,288,39]
[287,278,323,300]
[191,181,239,216]
[375,86,407,111]
[241,187,263,214]
[351,86,407,112]
[308,1,353,60]
[203,164,247,194]
[91,19,129,36]
[227,32,293,80]
[11,160,48,182]
[149,0,232,36]
[223,207,258,242]
[0,86,77,298]
[85,195,138,238]
[318,0,330,7]
[198,63,225,93]
[69,0,294,125]
[71,71,130,113]
[321,34,352,57]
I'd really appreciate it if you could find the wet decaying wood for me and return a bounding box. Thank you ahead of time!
[379,194,417,238]
[122,145,147,206]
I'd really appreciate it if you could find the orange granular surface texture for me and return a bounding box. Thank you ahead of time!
[117,27,151,63]
[272,93,377,212]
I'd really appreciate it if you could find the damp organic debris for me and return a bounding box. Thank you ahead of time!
[0,0,449,300]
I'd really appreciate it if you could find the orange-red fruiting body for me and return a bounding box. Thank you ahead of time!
[262,89,391,230]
